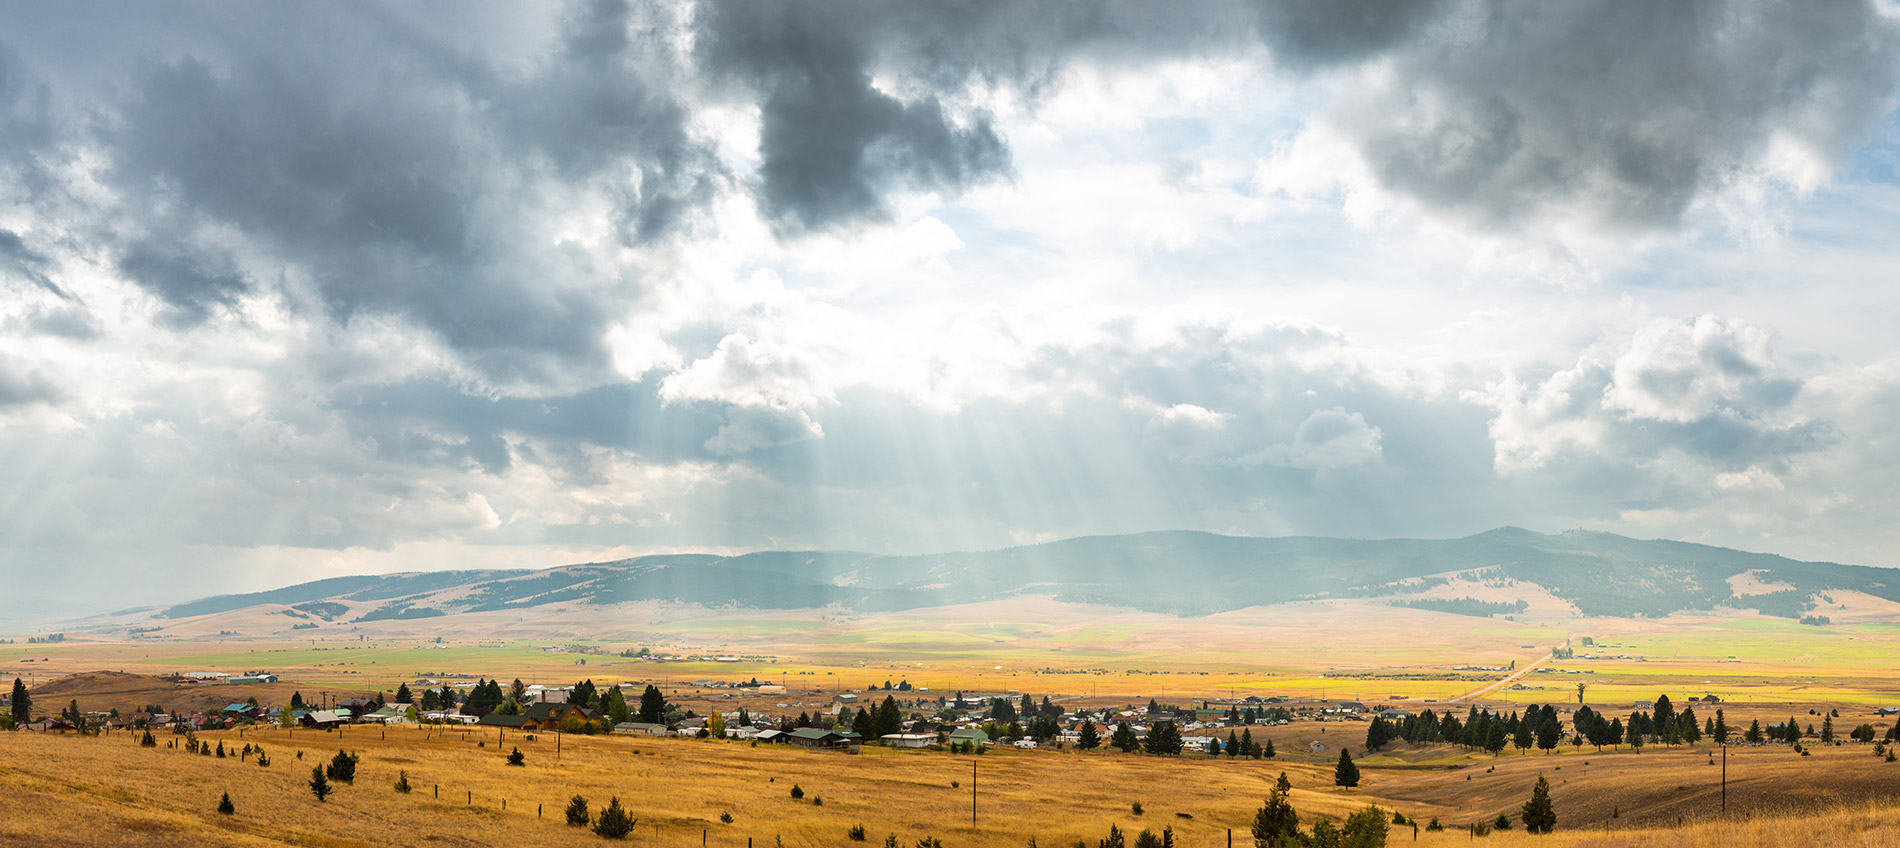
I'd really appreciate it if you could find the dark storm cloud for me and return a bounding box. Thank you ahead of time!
[115,239,251,327]
[1331,0,1900,230]
[0,228,67,299]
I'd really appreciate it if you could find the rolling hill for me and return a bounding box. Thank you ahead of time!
[142,527,1899,625]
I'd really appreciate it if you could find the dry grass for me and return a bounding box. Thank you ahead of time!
[4,723,1899,847]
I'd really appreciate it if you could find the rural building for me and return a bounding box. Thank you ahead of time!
[786,728,860,751]
[880,733,936,748]
[521,702,597,729]
[300,710,348,728]
[226,673,277,684]
[947,726,988,748]
[613,721,670,736]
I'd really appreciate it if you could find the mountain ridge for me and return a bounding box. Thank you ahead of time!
[147,527,1897,624]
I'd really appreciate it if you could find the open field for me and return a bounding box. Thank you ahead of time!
[9,598,1900,707]
[4,723,1899,847]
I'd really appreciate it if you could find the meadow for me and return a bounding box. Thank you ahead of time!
[4,721,1899,848]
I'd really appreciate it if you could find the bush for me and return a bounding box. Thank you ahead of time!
[217,792,234,815]
[565,795,591,826]
[1469,822,1491,837]
[1132,801,1143,815]
[394,770,412,793]
[140,730,157,748]
[1493,813,1511,830]
[593,796,637,839]
[1425,818,1442,832]
[790,784,805,800]
[506,746,525,766]
[721,811,734,824]
[325,750,358,784]
[848,824,867,841]
[813,795,824,806]
[256,749,271,767]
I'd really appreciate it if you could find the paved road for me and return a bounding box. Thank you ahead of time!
[1448,650,1553,703]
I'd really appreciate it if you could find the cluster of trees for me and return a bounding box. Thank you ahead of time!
[1216,727,1276,759]
[1366,696,1725,755]
[1217,704,1294,725]
[848,696,906,739]
[1251,772,1388,847]
[867,680,914,691]
[1392,597,1529,618]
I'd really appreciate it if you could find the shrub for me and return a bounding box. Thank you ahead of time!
[848,824,867,841]
[1343,805,1390,845]
[1469,821,1491,837]
[255,749,271,767]
[506,747,525,766]
[565,795,591,826]
[917,839,944,848]
[721,811,734,824]
[394,770,412,793]
[140,730,157,748]
[1132,801,1143,815]
[813,795,824,806]
[217,792,234,815]
[593,796,637,839]
[790,784,804,799]
[1133,830,1159,848]
[1425,818,1443,832]
[1493,813,1511,830]
[325,750,358,784]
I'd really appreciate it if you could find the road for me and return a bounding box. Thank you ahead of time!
[1447,650,1553,703]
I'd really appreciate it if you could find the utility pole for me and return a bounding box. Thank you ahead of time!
[971,757,977,825]
[1721,739,1727,812]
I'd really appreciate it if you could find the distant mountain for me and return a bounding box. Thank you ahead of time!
[151,528,1899,623]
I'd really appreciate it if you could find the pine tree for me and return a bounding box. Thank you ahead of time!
[10,678,30,724]
[603,686,631,725]
[140,729,157,747]
[325,750,358,783]
[1513,712,1534,752]
[1111,722,1140,753]
[1520,774,1556,833]
[506,746,525,766]
[1078,721,1100,750]
[217,792,235,815]
[593,796,636,839]
[876,696,903,738]
[638,685,667,724]
[566,795,591,826]
[394,683,412,704]
[289,691,304,710]
[1334,748,1360,787]
[1822,713,1834,744]
[1250,786,1300,848]
[1276,772,1292,795]
[394,770,412,793]
[309,766,332,802]
[1263,738,1276,759]
[1240,728,1256,757]
[1227,730,1239,758]
[1745,719,1763,744]
[1536,712,1561,753]
[1713,709,1729,745]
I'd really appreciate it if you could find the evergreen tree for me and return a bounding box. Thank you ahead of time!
[1250,786,1300,848]
[1143,721,1183,755]
[325,750,358,783]
[853,707,876,739]
[1712,709,1729,744]
[876,696,903,738]
[1341,805,1390,847]
[572,679,599,711]
[309,766,332,802]
[1608,718,1624,749]
[1227,730,1240,758]
[1240,728,1256,757]
[140,729,157,747]
[1263,738,1276,759]
[1520,774,1556,833]
[1486,719,1508,753]
[594,796,636,839]
[566,795,591,826]
[1334,749,1360,788]
[1078,721,1101,750]
[1111,722,1140,753]
[638,685,667,723]
[1678,706,1701,744]
[1535,712,1561,753]
[511,678,527,702]
[217,792,235,815]
[289,691,304,710]
[1513,712,1534,752]
[1744,719,1763,744]
[394,770,412,793]
[506,746,525,766]
[1822,713,1834,744]
[394,683,412,704]
[602,686,632,725]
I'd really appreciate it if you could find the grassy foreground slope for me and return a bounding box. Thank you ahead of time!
[3,726,1897,847]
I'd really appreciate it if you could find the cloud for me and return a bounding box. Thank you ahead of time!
[1257,407,1384,470]
[0,228,67,299]
[0,355,61,407]
[659,334,832,454]
[1269,0,1900,234]
[1475,314,1831,473]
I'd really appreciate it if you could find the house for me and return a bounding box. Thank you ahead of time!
[947,726,988,749]
[726,725,762,740]
[613,722,671,737]
[360,706,410,724]
[1013,739,1037,749]
[26,718,77,733]
[1632,701,1654,711]
[477,713,531,728]
[881,733,936,748]
[754,729,786,743]
[1877,707,1900,716]
[336,698,376,719]
[299,710,348,728]
[226,673,277,684]
[786,728,859,751]
[520,702,597,730]
[221,703,261,721]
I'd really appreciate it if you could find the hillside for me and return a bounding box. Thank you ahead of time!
[129,528,1900,627]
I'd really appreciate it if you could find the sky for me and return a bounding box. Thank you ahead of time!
[4,0,1900,616]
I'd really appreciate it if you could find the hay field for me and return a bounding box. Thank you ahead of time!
[4,722,1899,847]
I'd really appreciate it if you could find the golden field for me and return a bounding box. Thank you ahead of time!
[4,721,1900,847]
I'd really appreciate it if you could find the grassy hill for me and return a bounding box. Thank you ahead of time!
[152,527,1899,622]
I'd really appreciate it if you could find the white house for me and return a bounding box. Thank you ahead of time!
[881,733,936,748]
